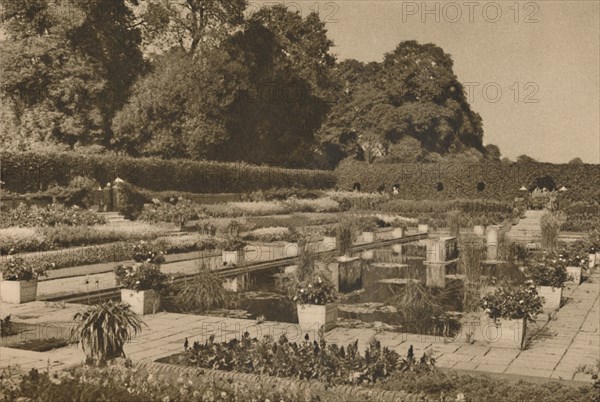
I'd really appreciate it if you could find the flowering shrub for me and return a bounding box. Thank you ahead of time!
[166,333,434,386]
[114,263,168,292]
[480,281,544,322]
[0,203,105,228]
[131,242,166,264]
[0,256,49,281]
[221,236,247,252]
[526,258,570,288]
[0,361,357,402]
[556,248,589,269]
[293,276,337,305]
[138,198,200,228]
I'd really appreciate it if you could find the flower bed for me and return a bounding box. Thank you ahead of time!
[0,203,105,228]
[159,333,434,386]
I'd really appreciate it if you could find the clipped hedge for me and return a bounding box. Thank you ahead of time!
[335,160,600,202]
[0,151,336,194]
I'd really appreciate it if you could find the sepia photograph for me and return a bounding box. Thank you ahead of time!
[0,1,599,401]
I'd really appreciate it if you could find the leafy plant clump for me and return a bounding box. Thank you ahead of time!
[293,276,337,305]
[480,281,544,322]
[174,266,231,313]
[0,256,49,281]
[114,263,169,292]
[169,333,434,386]
[1,203,105,229]
[70,301,145,365]
[221,236,247,251]
[526,259,570,288]
[131,241,166,264]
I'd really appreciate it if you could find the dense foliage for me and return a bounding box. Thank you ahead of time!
[0,203,105,228]
[293,276,337,305]
[0,256,48,281]
[0,151,336,194]
[335,159,600,202]
[138,198,200,228]
[168,333,434,385]
[114,262,169,292]
[0,361,361,402]
[480,281,544,322]
[526,259,570,288]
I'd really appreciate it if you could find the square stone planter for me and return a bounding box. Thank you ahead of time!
[391,227,404,239]
[121,289,160,315]
[537,286,562,312]
[362,231,375,243]
[481,315,527,349]
[473,225,485,236]
[297,303,337,331]
[418,224,429,233]
[566,266,582,285]
[283,242,299,258]
[222,250,245,266]
[0,279,38,304]
[322,236,337,251]
[589,254,596,269]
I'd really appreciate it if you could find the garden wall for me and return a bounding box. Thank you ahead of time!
[335,160,600,202]
[0,152,336,194]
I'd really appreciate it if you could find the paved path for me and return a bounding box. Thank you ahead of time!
[2,269,598,382]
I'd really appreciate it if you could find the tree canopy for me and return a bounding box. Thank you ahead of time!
[1,3,493,168]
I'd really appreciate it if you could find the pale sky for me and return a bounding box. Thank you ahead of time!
[264,0,600,163]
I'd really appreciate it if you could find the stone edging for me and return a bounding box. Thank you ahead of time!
[134,360,429,401]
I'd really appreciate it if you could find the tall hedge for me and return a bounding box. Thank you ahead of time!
[0,152,336,194]
[335,160,600,202]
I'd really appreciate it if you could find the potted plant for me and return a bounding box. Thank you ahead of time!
[294,276,338,331]
[221,236,247,266]
[480,281,544,349]
[526,259,569,312]
[558,250,586,285]
[322,226,337,251]
[71,300,144,365]
[132,241,166,265]
[0,257,48,304]
[115,262,168,315]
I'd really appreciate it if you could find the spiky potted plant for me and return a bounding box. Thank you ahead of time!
[294,275,338,331]
[0,257,48,304]
[71,300,144,365]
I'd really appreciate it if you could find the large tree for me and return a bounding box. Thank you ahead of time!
[317,41,484,165]
[114,5,336,167]
[0,0,144,149]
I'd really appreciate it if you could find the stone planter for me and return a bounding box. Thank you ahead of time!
[417,224,429,233]
[322,236,337,251]
[362,231,375,243]
[566,266,582,285]
[596,252,600,266]
[222,250,245,266]
[121,289,160,315]
[391,227,404,239]
[0,279,38,304]
[283,242,299,258]
[481,315,527,349]
[589,254,596,269]
[473,225,485,236]
[537,286,562,312]
[297,303,337,331]
[361,250,374,260]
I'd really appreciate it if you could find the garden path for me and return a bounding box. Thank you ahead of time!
[1,270,598,382]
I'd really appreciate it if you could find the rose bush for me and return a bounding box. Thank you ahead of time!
[293,276,337,305]
[480,281,544,322]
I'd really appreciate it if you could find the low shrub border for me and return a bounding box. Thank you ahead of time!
[135,360,425,402]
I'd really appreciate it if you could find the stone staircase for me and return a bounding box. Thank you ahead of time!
[506,209,546,244]
[97,211,130,225]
